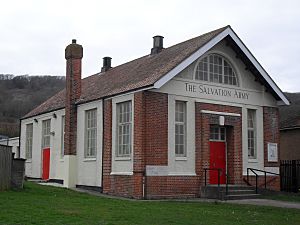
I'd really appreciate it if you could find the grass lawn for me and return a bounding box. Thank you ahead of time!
[0,182,300,225]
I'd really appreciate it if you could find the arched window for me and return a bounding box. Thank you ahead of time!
[195,54,238,86]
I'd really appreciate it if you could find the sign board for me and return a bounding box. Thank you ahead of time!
[146,165,168,176]
[268,143,278,162]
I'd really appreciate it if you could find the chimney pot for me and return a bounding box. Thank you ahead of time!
[151,35,164,55]
[101,57,112,72]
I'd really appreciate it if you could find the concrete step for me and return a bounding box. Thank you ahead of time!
[224,193,261,200]
[224,189,257,195]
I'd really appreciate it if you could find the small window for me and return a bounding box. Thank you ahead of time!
[247,109,256,158]
[116,101,132,157]
[175,101,187,157]
[210,126,226,141]
[42,119,51,148]
[25,123,33,159]
[61,116,65,158]
[85,109,97,158]
[195,54,238,86]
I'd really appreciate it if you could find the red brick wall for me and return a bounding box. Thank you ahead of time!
[144,91,168,166]
[102,99,112,194]
[146,176,200,199]
[64,41,83,156]
[263,107,280,167]
[245,175,280,191]
[195,103,242,185]
[102,98,135,198]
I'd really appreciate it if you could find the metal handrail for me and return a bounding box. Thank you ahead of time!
[247,168,280,193]
[204,168,222,187]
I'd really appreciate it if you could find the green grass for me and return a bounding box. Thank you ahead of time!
[0,182,300,225]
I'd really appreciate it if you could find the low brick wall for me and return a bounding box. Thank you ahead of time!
[145,176,200,199]
[244,175,280,191]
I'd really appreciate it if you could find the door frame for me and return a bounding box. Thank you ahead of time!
[209,125,227,181]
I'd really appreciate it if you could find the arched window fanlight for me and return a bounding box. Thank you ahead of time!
[195,54,238,86]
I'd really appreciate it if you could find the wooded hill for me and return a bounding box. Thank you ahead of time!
[0,74,65,137]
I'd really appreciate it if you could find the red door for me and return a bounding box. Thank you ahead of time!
[209,142,226,184]
[42,148,50,180]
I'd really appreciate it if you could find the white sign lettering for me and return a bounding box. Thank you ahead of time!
[185,82,250,100]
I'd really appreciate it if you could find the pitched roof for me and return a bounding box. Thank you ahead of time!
[279,92,300,129]
[23,26,228,119]
[23,25,290,119]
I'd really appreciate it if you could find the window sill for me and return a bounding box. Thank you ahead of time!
[59,158,64,162]
[175,157,187,161]
[114,157,131,161]
[25,159,32,163]
[248,158,258,163]
[110,172,133,176]
[83,158,97,162]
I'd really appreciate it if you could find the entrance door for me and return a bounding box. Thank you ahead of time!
[42,148,50,180]
[209,126,226,184]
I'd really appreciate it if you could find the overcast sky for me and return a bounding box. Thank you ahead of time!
[0,0,299,92]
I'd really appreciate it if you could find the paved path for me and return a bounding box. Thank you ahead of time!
[33,181,300,209]
[225,198,300,209]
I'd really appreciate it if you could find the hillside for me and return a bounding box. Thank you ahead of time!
[0,74,65,137]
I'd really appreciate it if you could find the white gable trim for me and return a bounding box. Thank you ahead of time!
[153,27,290,105]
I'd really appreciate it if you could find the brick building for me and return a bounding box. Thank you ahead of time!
[20,26,289,199]
[279,93,300,160]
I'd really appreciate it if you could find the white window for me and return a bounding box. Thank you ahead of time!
[61,116,65,158]
[210,126,226,141]
[25,123,33,159]
[116,101,132,157]
[195,54,238,86]
[247,109,256,159]
[85,109,97,158]
[42,119,51,148]
[175,101,186,157]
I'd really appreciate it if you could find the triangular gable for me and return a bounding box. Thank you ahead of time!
[153,26,290,105]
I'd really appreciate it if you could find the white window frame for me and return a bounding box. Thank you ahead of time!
[175,101,187,157]
[247,109,257,159]
[116,101,132,157]
[210,126,226,142]
[41,119,51,149]
[61,116,65,158]
[84,108,97,158]
[194,53,238,86]
[25,123,33,159]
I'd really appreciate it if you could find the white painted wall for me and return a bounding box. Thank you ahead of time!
[0,137,19,158]
[76,100,103,187]
[111,94,134,175]
[168,95,196,176]
[155,39,278,176]
[20,109,66,179]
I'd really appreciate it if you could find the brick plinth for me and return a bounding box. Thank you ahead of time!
[146,176,200,199]
[245,175,280,191]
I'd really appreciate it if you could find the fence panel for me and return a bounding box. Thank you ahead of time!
[280,160,300,192]
[0,145,12,191]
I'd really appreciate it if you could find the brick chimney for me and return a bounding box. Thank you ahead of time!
[64,39,83,156]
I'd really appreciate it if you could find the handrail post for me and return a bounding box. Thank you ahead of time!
[218,169,220,188]
[226,174,229,195]
[264,171,267,189]
[255,174,258,194]
[247,168,249,182]
[204,169,207,186]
